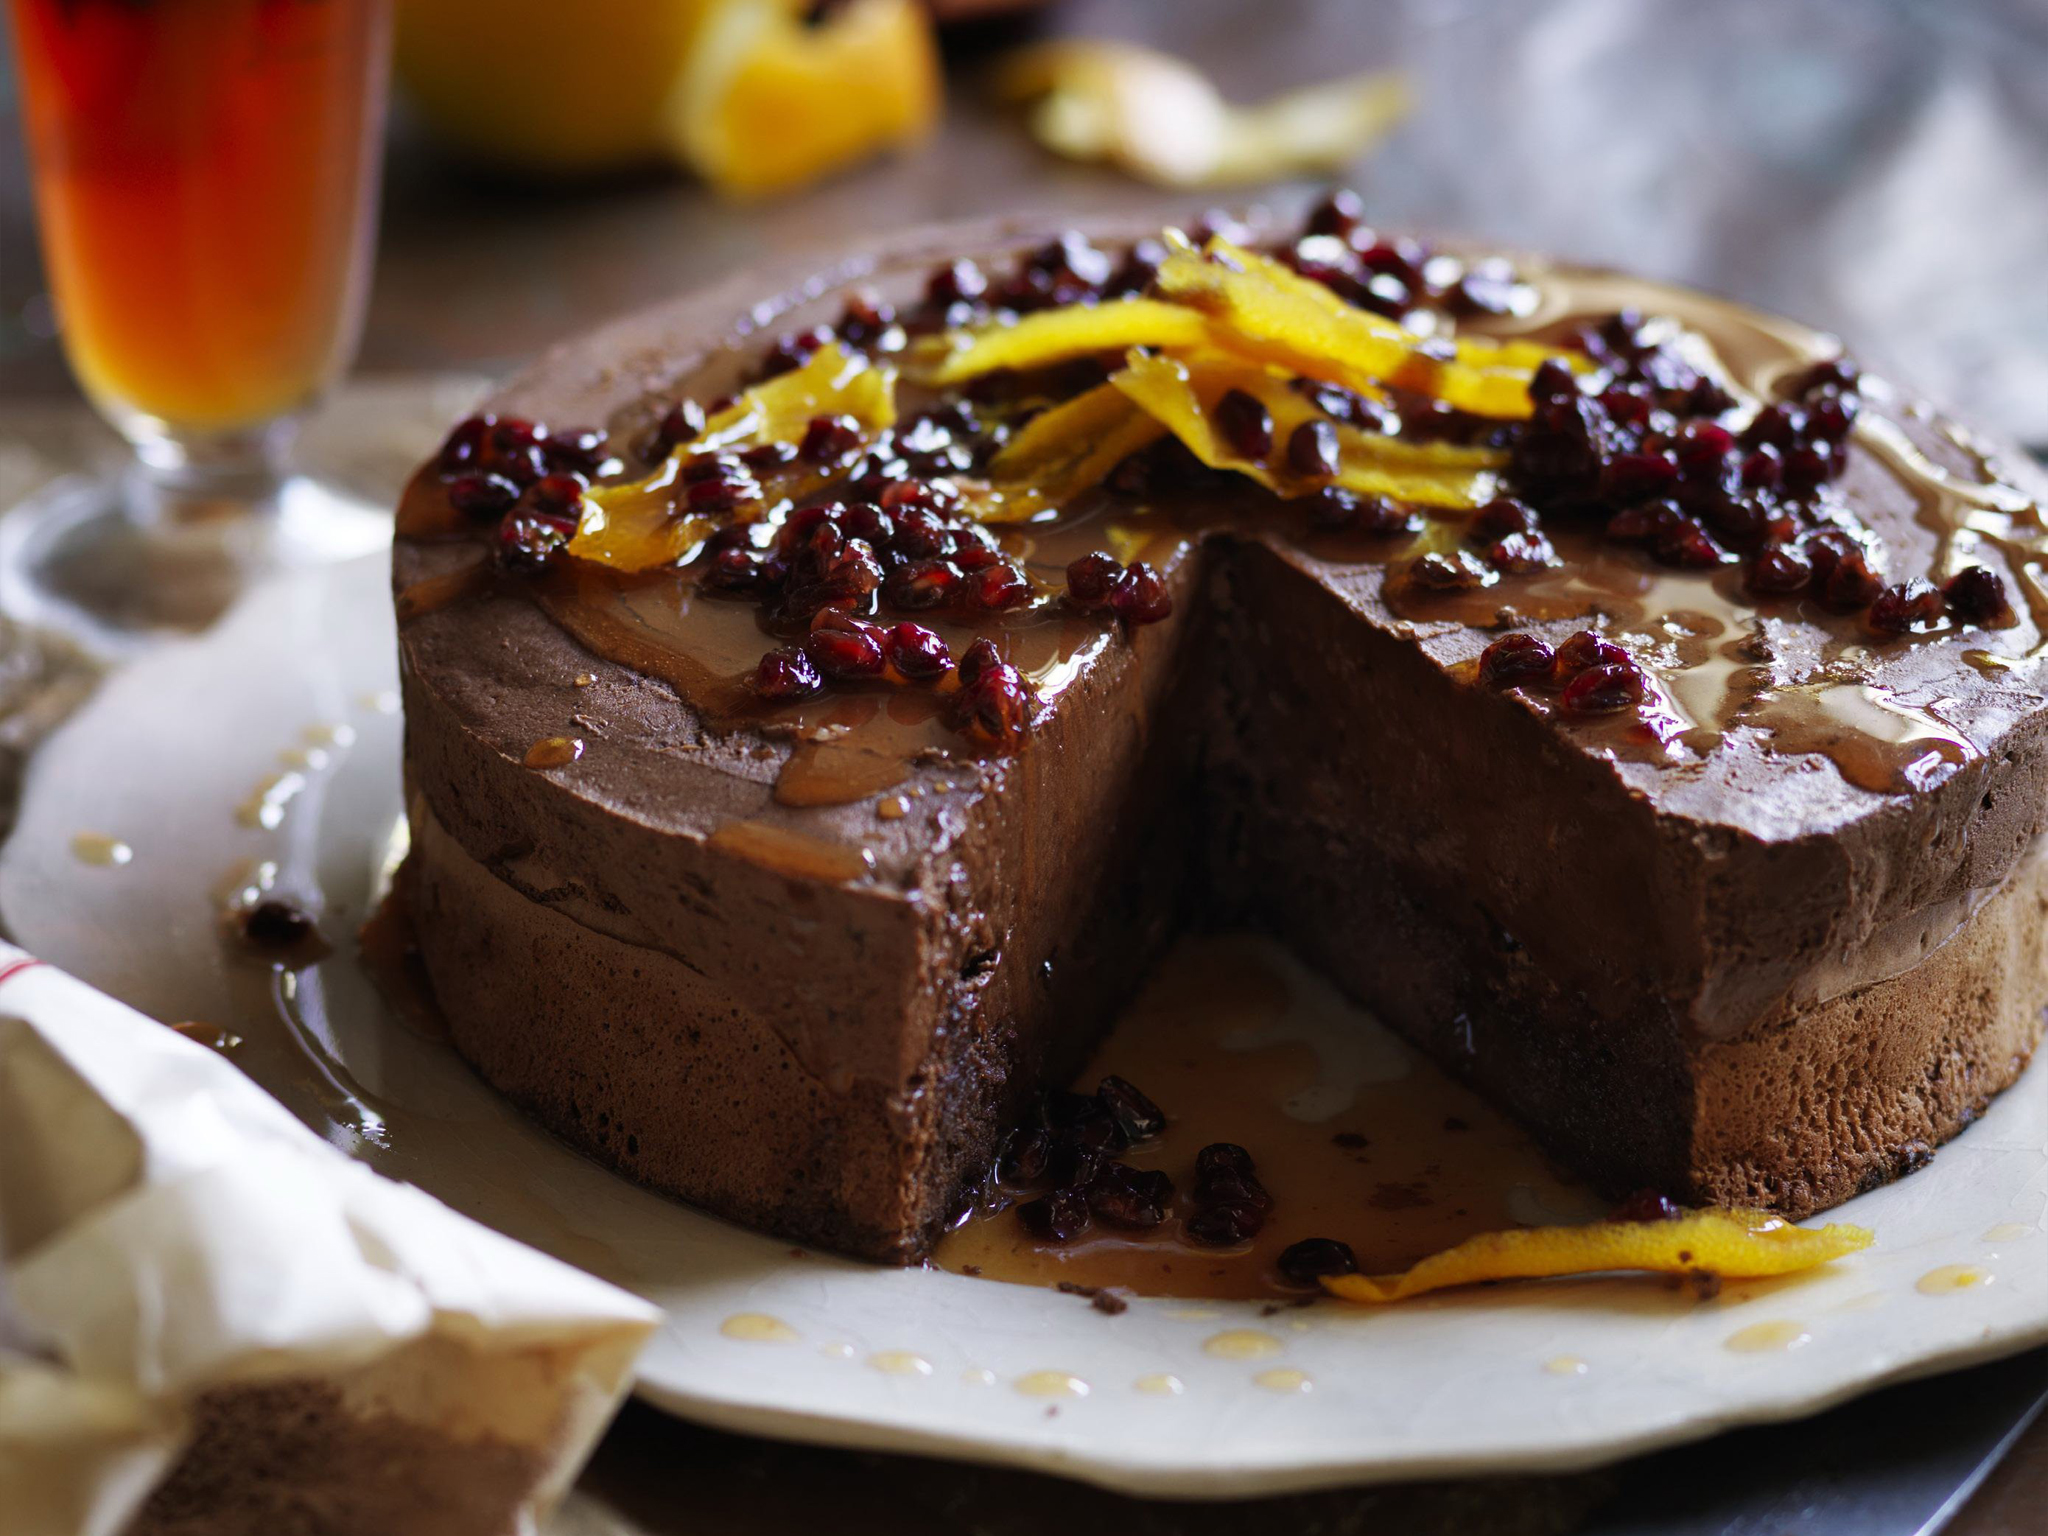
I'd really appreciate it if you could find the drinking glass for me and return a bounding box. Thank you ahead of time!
[3,0,392,644]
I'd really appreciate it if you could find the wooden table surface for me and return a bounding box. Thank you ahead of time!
[0,2,2040,1531]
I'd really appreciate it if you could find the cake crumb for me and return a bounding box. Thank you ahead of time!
[1056,1281,1129,1315]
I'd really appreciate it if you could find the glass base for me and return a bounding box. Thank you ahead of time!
[0,466,392,655]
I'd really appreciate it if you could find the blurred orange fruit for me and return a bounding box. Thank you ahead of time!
[393,0,941,193]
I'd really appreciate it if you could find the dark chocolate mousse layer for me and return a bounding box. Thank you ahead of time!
[394,213,2048,1260]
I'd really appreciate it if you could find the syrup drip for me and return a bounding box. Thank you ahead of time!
[1746,683,1981,794]
[707,819,876,884]
[523,735,584,769]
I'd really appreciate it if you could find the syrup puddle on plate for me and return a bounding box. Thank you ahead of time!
[934,933,1603,1300]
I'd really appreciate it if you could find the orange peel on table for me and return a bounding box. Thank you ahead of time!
[997,41,1411,189]
[394,0,939,195]
[572,343,896,572]
[676,0,942,199]
[1322,1208,1874,1306]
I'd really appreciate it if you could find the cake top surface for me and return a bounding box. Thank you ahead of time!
[392,201,2048,887]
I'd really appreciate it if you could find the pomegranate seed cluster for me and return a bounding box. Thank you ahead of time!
[987,1075,1364,1283]
[1290,187,1534,323]
[1477,628,1651,717]
[432,412,615,574]
[1502,334,2013,631]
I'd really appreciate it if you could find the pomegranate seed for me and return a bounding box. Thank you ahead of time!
[1820,550,1883,610]
[1604,449,1681,501]
[1783,441,1836,491]
[437,415,491,473]
[1196,1142,1256,1180]
[778,503,843,554]
[1867,579,1947,634]
[490,417,541,454]
[1277,1237,1359,1285]
[682,452,741,485]
[1479,633,1555,687]
[1487,531,1554,574]
[1085,1163,1174,1229]
[1215,389,1275,460]
[996,1125,1051,1186]
[1553,630,1629,678]
[1065,551,1122,609]
[752,647,824,701]
[1097,1076,1166,1143]
[1107,236,1168,297]
[800,414,864,464]
[493,511,575,574]
[447,470,523,522]
[1286,419,1341,479]
[543,428,607,475]
[885,622,952,681]
[1611,1190,1685,1223]
[527,473,586,517]
[1744,404,1803,449]
[804,617,887,680]
[687,475,755,514]
[965,563,1030,611]
[1680,420,1736,459]
[1740,445,1783,488]
[839,502,894,543]
[881,558,959,611]
[1746,547,1812,596]
[1017,1189,1089,1243]
[741,440,799,472]
[1528,357,1579,405]
[1561,660,1645,715]
[1184,1203,1264,1247]
[837,289,896,344]
[951,660,1031,747]
[702,547,766,594]
[1408,550,1489,591]
[1109,562,1172,625]
[1805,389,1858,441]
[761,325,830,378]
[654,399,707,455]
[1305,187,1365,237]
[1652,517,1725,569]
[958,637,1001,686]
[1471,497,1538,541]
[926,258,988,307]
[1944,565,2016,627]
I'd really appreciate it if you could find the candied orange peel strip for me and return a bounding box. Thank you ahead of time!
[1155,237,1576,420]
[925,298,1213,385]
[1322,1209,1874,1305]
[573,342,895,572]
[1110,349,1503,508]
[980,381,1167,521]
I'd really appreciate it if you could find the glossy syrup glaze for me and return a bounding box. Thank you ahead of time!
[393,212,2045,811]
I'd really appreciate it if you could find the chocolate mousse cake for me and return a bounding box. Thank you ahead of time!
[392,201,2048,1263]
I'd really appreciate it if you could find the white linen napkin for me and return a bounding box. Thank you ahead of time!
[0,947,661,1536]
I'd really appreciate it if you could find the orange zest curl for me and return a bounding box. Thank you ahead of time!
[1322,1208,1874,1305]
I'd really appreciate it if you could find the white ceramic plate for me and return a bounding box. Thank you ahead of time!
[3,551,2043,1498]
